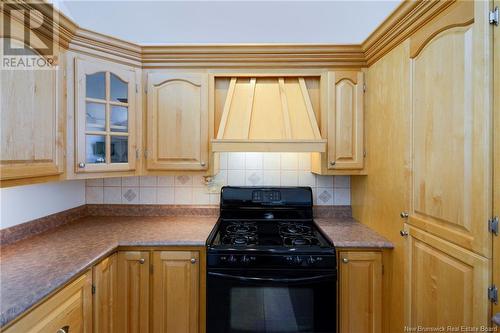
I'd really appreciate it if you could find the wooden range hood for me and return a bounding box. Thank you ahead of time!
[212,76,326,152]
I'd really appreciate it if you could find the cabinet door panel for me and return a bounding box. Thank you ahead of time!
[409,1,492,256]
[405,226,489,327]
[152,251,199,333]
[147,73,208,171]
[93,254,117,333]
[339,251,382,333]
[116,251,150,333]
[75,58,137,173]
[0,62,63,181]
[328,71,364,170]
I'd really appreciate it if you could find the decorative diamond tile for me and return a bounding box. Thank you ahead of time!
[247,172,261,185]
[176,175,191,185]
[123,189,137,202]
[318,190,333,203]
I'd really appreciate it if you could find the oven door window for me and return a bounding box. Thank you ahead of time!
[208,270,336,333]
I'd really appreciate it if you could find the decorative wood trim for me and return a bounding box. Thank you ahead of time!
[278,78,292,139]
[409,0,474,58]
[6,0,466,70]
[211,139,327,152]
[299,78,322,139]
[362,0,457,66]
[141,44,366,68]
[216,78,236,139]
[242,78,257,139]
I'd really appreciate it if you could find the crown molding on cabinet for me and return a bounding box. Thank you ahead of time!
[3,0,457,68]
[361,0,456,66]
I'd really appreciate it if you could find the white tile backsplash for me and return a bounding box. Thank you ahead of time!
[85,153,350,206]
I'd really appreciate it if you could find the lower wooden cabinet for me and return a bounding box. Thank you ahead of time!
[93,253,117,333]
[116,251,150,333]
[4,270,92,333]
[152,251,200,333]
[405,225,490,328]
[338,250,382,333]
[92,249,202,333]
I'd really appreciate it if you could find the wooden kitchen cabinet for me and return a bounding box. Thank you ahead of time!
[404,225,490,327]
[146,72,209,171]
[74,57,138,174]
[338,250,382,333]
[93,253,117,333]
[0,47,65,185]
[116,251,150,333]
[311,71,364,175]
[407,0,492,257]
[3,270,92,333]
[152,251,200,333]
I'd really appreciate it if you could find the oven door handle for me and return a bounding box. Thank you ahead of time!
[208,272,336,283]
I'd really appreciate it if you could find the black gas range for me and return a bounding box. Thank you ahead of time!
[207,186,337,333]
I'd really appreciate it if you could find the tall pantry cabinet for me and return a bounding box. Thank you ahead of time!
[352,0,496,331]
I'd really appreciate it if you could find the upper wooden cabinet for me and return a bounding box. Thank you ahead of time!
[0,51,64,183]
[408,0,492,257]
[311,71,364,175]
[146,73,209,171]
[74,57,138,174]
[339,250,382,333]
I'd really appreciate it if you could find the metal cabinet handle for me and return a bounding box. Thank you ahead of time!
[190,258,197,264]
[342,258,349,264]
[200,161,206,167]
[400,230,409,237]
[329,161,336,166]
[78,162,85,168]
[400,211,409,218]
[138,258,145,264]
[57,326,69,333]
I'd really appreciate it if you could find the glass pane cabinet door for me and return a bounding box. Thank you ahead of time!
[77,59,135,172]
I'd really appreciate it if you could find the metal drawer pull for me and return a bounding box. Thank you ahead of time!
[191,258,197,264]
[400,230,409,237]
[342,258,349,264]
[78,162,85,168]
[400,211,409,218]
[138,258,145,264]
[57,326,69,333]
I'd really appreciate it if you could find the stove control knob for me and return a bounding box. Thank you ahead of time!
[285,256,294,264]
[295,256,303,265]
[307,256,316,265]
[228,255,237,264]
[241,255,250,264]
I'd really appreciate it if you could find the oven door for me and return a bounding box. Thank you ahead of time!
[207,268,336,333]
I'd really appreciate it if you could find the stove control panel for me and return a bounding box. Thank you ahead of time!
[208,254,336,269]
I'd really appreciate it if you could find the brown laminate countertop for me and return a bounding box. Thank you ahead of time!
[0,214,392,327]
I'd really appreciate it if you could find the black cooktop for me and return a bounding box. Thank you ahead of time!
[212,219,331,249]
[207,186,335,254]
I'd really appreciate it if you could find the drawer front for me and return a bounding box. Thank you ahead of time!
[4,271,92,333]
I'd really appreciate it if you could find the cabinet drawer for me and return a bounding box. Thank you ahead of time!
[4,271,92,333]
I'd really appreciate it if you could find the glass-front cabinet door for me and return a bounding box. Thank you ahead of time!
[75,58,137,173]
